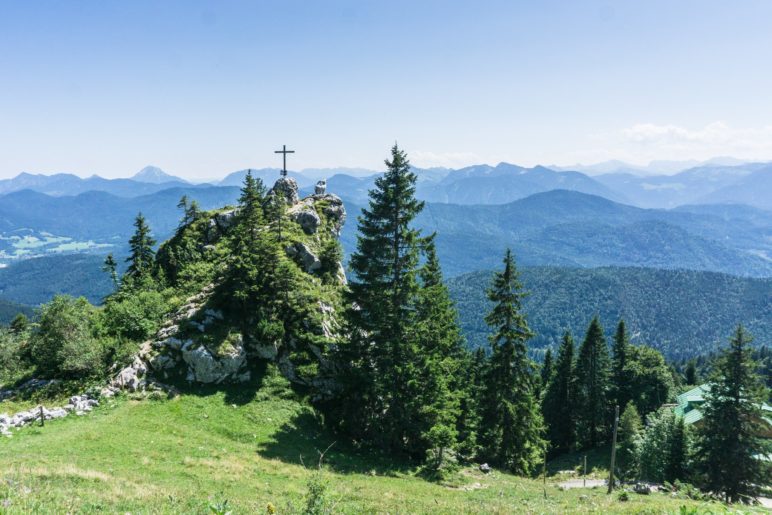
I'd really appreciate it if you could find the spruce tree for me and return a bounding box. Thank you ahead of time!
[412,239,466,467]
[220,171,284,338]
[575,316,612,448]
[542,331,577,453]
[665,415,687,483]
[541,347,554,392]
[696,325,768,503]
[102,253,119,287]
[617,403,642,480]
[684,360,698,386]
[612,319,630,410]
[479,249,545,474]
[125,213,156,281]
[339,144,429,454]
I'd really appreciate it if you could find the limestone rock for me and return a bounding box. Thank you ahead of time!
[285,242,321,272]
[272,177,299,205]
[315,180,327,195]
[293,207,321,234]
[180,339,248,384]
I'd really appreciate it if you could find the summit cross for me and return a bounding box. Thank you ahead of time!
[274,145,295,177]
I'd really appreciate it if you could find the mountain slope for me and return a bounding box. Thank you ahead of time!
[131,166,188,184]
[0,172,196,198]
[447,267,772,360]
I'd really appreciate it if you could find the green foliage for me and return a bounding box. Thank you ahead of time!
[479,249,545,475]
[447,266,772,361]
[25,295,102,379]
[335,145,466,461]
[542,331,577,453]
[624,344,674,418]
[99,287,171,342]
[695,326,769,503]
[575,316,612,449]
[125,212,156,280]
[637,407,683,483]
[611,319,630,410]
[617,403,642,480]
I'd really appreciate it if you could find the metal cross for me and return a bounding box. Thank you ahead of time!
[274,145,295,177]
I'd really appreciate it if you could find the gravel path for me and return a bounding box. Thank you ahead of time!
[558,479,607,489]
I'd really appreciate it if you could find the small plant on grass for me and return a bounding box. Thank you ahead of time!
[301,443,336,515]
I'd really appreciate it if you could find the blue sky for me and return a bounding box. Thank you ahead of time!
[1,0,772,179]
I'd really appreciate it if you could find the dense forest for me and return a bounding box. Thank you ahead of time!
[448,267,772,360]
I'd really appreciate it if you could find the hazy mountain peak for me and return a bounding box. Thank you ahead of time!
[132,166,187,184]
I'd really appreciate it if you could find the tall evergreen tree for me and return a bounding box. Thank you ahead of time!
[479,249,545,474]
[612,319,630,410]
[220,171,284,338]
[542,331,577,453]
[617,403,642,480]
[412,239,466,466]
[665,415,688,483]
[684,360,698,386]
[575,316,612,448]
[125,213,156,280]
[541,347,554,391]
[338,144,431,454]
[102,253,119,287]
[696,325,768,503]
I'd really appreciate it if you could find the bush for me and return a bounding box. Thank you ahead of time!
[25,296,103,379]
[0,328,25,384]
[100,289,169,341]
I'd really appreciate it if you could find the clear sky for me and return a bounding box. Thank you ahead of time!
[2,0,772,180]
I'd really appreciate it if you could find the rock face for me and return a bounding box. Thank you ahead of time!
[294,207,321,235]
[285,242,322,273]
[181,337,248,384]
[272,176,300,205]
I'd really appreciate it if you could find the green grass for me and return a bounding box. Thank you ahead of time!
[0,368,757,513]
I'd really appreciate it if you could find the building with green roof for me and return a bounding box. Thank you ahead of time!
[673,384,772,439]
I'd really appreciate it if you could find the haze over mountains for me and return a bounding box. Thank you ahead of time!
[1,158,770,357]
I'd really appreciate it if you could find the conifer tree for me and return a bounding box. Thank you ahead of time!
[696,325,768,503]
[684,360,698,385]
[102,253,119,287]
[338,144,430,454]
[221,171,284,337]
[125,213,156,281]
[665,415,688,483]
[479,249,545,474]
[612,319,630,410]
[541,347,554,391]
[542,331,577,453]
[412,239,466,466]
[575,316,612,448]
[617,403,642,480]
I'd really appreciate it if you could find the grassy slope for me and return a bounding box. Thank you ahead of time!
[0,370,747,514]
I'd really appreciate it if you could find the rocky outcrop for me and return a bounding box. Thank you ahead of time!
[181,337,249,384]
[293,207,321,235]
[0,392,107,437]
[272,176,300,205]
[285,242,321,273]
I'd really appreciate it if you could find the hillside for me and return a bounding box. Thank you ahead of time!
[0,367,725,513]
[340,190,772,277]
[0,298,32,325]
[448,266,772,360]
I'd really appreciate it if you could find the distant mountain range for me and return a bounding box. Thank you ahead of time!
[3,159,771,209]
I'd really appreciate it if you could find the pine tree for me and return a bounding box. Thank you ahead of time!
[102,253,119,287]
[125,213,156,281]
[617,403,642,480]
[696,325,768,503]
[612,319,630,410]
[542,331,577,453]
[479,249,545,474]
[575,316,612,448]
[338,144,429,454]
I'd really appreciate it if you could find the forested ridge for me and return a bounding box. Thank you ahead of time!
[448,266,772,360]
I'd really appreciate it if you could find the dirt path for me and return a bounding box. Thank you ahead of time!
[558,479,606,489]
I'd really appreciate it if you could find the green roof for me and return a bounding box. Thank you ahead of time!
[676,384,709,406]
[674,383,772,428]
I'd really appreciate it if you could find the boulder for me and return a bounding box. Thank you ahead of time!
[181,341,247,384]
[633,483,653,495]
[315,180,327,195]
[272,177,299,205]
[479,463,492,474]
[285,242,321,273]
[293,207,321,234]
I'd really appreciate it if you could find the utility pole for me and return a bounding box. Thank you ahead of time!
[607,405,619,494]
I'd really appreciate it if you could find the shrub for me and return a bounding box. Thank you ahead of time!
[26,296,102,379]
